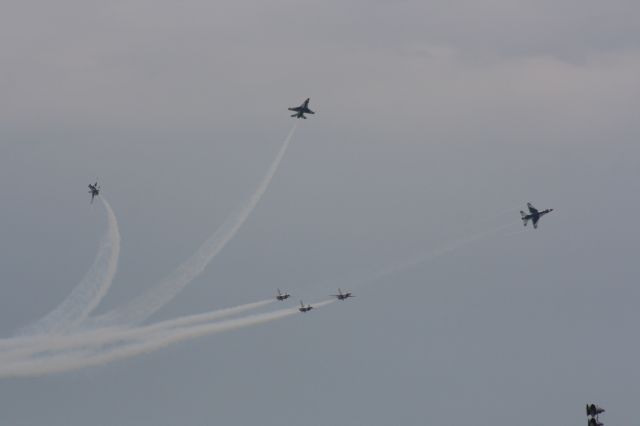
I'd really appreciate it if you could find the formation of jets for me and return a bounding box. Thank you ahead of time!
[86,100,555,322]
[274,288,354,313]
[586,404,605,426]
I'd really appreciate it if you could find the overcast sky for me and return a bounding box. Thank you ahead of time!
[1,0,639,425]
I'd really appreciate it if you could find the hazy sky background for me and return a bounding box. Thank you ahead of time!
[1,0,639,424]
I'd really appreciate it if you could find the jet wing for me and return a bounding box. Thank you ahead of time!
[527,203,539,214]
[302,108,315,114]
[532,217,539,229]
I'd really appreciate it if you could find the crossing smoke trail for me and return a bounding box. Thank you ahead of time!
[94,124,298,327]
[20,197,120,336]
[0,299,275,361]
[0,300,334,378]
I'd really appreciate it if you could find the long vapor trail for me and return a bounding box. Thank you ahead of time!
[0,299,275,361]
[0,300,334,378]
[20,197,120,336]
[343,221,519,291]
[95,124,298,327]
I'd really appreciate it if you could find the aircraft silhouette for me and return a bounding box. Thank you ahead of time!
[288,98,314,119]
[88,181,101,204]
[520,202,553,229]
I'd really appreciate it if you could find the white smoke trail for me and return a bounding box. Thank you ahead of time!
[95,124,297,327]
[0,299,274,361]
[341,221,519,292]
[20,197,120,335]
[0,299,334,378]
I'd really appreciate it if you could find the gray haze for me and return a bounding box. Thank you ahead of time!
[0,0,639,424]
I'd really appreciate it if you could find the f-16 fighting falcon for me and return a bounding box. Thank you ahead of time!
[586,404,605,418]
[288,98,314,119]
[276,289,291,301]
[298,300,313,313]
[520,202,553,229]
[331,288,354,300]
[88,181,101,204]
[588,418,604,426]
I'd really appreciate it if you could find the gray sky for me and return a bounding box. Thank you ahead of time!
[1,0,639,424]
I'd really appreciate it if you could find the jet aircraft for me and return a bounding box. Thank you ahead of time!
[586,404,605,418]
[588,418,603,426]
[520,202,553,229]
[298,300,313,313]
[88,181,101,204]
[276,289,290,301]
[331,288,354,300]
[288,98,314,119]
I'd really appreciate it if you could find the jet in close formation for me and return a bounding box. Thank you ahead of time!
[331,288,354,300]
[586,405,605,418]
[276,289,291,301]
[298,301,313,313]
[88,181,101,204]
[520,202,553,229]
[586,403,605,426]
[288,98,314,119]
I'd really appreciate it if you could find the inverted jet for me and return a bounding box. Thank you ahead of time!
[88,181,101,204]
[276,289,290,301]
[331,288,354,300]
[288,98,314,119]
[298,300,313,313]
[520,202,553,229]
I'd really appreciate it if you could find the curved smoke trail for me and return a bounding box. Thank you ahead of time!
[20,197,120,335]
[95,124,297,326]
[0,300,334,378]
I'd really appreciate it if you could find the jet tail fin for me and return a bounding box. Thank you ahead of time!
[520,210,528,226]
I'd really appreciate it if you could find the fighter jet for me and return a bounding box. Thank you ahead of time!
[88,181,101,204]
[586,404,605,418]
[331,288,354,300]
[298,300,313,313]
[588,418,603,426]
[288,98,314,119]
[276,289,290,301]
[520,202,553,229]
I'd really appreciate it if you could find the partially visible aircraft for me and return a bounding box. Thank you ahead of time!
[331,288,354,300]
[520,202,553,229]
[298,300,313,313]
[586,404,605,418]
[276,289,290,301]
[288,98,314,119]
[586,404,605,417]
[88,181,101,204]
[588,418,603,426]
